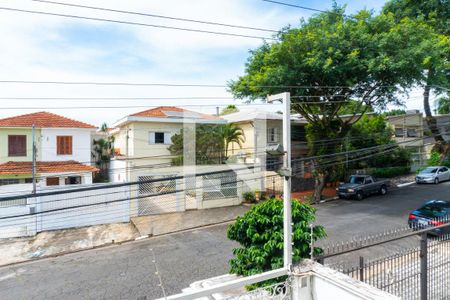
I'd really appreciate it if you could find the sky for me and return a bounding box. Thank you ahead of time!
[0,0,430,127]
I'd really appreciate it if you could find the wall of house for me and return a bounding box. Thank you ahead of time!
[0,128,42,163]
[40,128,92,163]
[130,122,182,159]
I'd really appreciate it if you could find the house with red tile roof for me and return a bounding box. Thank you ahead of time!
[0,112,98,189]
[110,106,225,183]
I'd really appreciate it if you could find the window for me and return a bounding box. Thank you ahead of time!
[0,179,20,186]
[407,128,418,137]
[154,132,165,144]
[46,177,60,186]
[8,135,27,157]
[65,176,81,185]
[24,178,33,183]
[57,136,73,155]
[267,128,279,143]
[149,132,171,144]
[394,128,404,137]
[365,178,373,184]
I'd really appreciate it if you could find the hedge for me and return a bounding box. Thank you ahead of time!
[370,166,411,178]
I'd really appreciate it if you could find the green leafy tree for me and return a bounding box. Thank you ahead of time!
[227,198,325,288]
[345,115,411,170]
[382,109,407,116]
[92,123,115,182]
[435,97,450,114]
[168,123,245,164]
[383,0,450,157]
[229,7,422,202]
[220,104,239,115]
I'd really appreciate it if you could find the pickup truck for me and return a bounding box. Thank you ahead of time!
[337,175,389,200]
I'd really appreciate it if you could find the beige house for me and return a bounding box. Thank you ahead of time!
[385,111,450,168]
[385,110,425,168]
[109,106,226,183]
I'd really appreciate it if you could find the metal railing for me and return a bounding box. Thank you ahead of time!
[316,219,450,300]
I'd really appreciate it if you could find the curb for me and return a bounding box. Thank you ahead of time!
[397,181,415,188]
[319,196,339,204]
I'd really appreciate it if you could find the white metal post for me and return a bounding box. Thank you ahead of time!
[282,92,292,269]
[32,124,37,194]
[267,92,292,270]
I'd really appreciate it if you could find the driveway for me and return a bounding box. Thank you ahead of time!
[0,182,448,300]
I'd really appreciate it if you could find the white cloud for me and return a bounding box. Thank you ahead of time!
[0,0,433,126]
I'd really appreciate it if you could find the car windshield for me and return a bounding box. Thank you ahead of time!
[349,176,365,184]
[418,204,447,217]
[421,168,438,174]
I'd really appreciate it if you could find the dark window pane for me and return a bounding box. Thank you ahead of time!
[154,132,165,144]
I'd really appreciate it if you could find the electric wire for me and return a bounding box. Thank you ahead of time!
[31,0,278,33]
[0,7,275,40]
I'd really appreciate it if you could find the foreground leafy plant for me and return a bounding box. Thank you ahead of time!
[227,198,326,288]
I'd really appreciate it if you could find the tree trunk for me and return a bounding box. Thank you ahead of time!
[423,84,444,143]
[313,172,325,203]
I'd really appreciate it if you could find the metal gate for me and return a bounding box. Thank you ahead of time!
[202,172,237,201]
[138,175,178,215]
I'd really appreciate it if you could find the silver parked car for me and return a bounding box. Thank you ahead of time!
[416,166,450,184]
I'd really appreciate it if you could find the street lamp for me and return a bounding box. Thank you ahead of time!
[267,92,292,270]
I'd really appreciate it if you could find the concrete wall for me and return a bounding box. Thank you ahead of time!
[0,128,42,162]
[40,128,92,163]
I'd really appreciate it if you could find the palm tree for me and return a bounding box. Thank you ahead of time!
[92,123,115,182]
[219,124,245,159]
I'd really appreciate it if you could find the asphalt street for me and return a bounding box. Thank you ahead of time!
[0,182,448,300]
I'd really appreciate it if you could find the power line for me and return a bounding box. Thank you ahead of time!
[0,80,430,90]
[31,0,278,33]
[262,0,329,13]
[0,7,275,40]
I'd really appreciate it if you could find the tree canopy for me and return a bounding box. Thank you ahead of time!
[229,6,426,200]
[383,0,449,155]
[220,104,239,115]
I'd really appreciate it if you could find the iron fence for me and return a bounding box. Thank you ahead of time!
[316,219,450,300]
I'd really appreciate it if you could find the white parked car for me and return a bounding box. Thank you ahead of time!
[416,166,450,184]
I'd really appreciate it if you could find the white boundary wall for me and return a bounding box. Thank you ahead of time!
[0,184,130,239]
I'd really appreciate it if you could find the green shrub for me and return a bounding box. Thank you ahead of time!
[371,166,411,178]
[427,151,441,166]
[227,198,326,288]
[242,191,256,203]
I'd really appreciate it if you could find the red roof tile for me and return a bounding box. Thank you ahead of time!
[131,106,221,120]
[0,161,99,175]
[0,112,96,128]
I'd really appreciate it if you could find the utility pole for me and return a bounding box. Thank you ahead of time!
[31,124,37,194]
[267,92,292,270]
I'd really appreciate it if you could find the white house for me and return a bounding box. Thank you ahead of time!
[0,111,98,190]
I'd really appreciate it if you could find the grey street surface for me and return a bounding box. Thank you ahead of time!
[0,182,448,300]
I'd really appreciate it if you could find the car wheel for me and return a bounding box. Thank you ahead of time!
[379,185,387,195]
[356,191,364,201]
[434,178,439,184]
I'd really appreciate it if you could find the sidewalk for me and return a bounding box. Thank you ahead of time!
[0,222,138,266]
[131,205,250,236]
